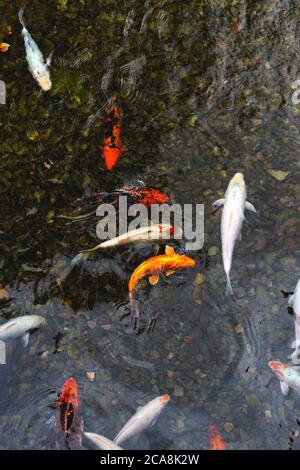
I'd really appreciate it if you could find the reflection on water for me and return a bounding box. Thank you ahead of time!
[0,0,300,450]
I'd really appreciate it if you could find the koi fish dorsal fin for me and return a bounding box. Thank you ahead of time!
[149,275,160,285]
[165,245,175,255]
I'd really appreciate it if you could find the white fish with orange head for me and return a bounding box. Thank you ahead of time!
[84,432,123,450]
[268,360,300,396]
[72,224,181,265]
[0,315,45,347]
[213,173,256,295]
[18,8,52,91]
[288,279,300,349]
[114,394,170,445]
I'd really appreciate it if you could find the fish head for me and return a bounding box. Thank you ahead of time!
[268,360,290,378]
[229,172,245,189]
[232,172,244,182]
[35,70,52,91]
[61,377,80,409]
[34,315,46,328]
[159,394,170,406]
[176,254,196,269]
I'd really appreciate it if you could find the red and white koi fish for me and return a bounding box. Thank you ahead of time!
[75,181,169,210]
[213,173,256,295]
[0,315,45,347]
[101,96,126,170]
[84,432,123,450]
[71,224,181,266]
[269,361,300,396]
[114,394,170,445]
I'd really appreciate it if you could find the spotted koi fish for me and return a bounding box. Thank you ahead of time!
[55,377,82,449]
[101,96,126,170]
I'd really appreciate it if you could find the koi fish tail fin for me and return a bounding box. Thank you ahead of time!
[225,272,233,296]
[18,8,26,29]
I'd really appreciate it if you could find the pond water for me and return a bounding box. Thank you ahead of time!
[0,0,300,450]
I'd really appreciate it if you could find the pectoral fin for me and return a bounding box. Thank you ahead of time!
[149,275,160,285]
[280,380,289,396]
[21,332,30,348]
[288,294,295,306]
[212,198,225,207]
[165,245,175,255]
[245,201,256,213]
[46,51,53,67]
[166,270,176,276]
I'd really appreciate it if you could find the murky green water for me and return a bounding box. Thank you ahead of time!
[0,0,300,450]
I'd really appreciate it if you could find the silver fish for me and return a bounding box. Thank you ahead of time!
[0,315,45,347]
[19,8,52,91]
[114,394,170,445]
[213,172,256,294]
[84,432,123,450]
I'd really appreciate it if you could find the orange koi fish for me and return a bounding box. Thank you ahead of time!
[55,377,82,449]
[77,181,169,209]
[209,425,227,450]
[0,43,9,52]
[115,186,169,207]
[128,245,196,329]
[101,96,126,170]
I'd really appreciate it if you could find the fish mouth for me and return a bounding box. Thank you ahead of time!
[36,74,52,91]
[233,172,244,181]
[160,394,170,404]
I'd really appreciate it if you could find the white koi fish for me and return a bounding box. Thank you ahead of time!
[0,315,45,347]
[19,8,52,91]
[288,279,300,350]
[84,432,123,450]
[114,394,170,445]
[269,360,300,396]
[71,224,181,266]
[213,173,256,295]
